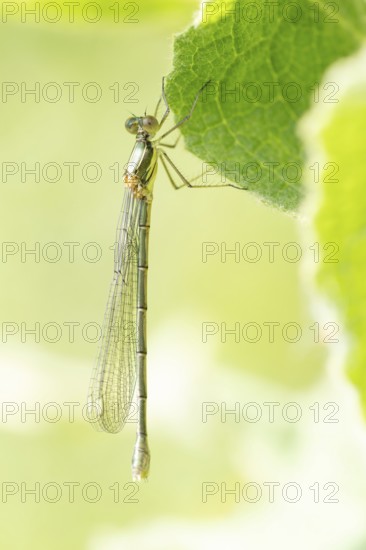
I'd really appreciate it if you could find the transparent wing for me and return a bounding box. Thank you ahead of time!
[88,187,141,433]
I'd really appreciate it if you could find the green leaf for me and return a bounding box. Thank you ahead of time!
[166,0,365,211]
[299,47,366,413]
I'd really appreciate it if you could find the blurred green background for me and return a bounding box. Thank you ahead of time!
[1,1,366,549]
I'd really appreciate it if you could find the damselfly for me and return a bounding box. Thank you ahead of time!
[88,78,240,481]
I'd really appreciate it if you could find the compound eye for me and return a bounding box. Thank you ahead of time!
[142,116,159,135]
[125,117,139,134]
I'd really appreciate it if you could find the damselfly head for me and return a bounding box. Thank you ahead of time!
[125,115,159,136]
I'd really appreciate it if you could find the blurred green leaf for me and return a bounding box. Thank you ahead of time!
[167,0,365,211]
[300,48,366,412]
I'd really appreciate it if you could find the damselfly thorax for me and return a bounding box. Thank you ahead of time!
[124,117,159,202]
